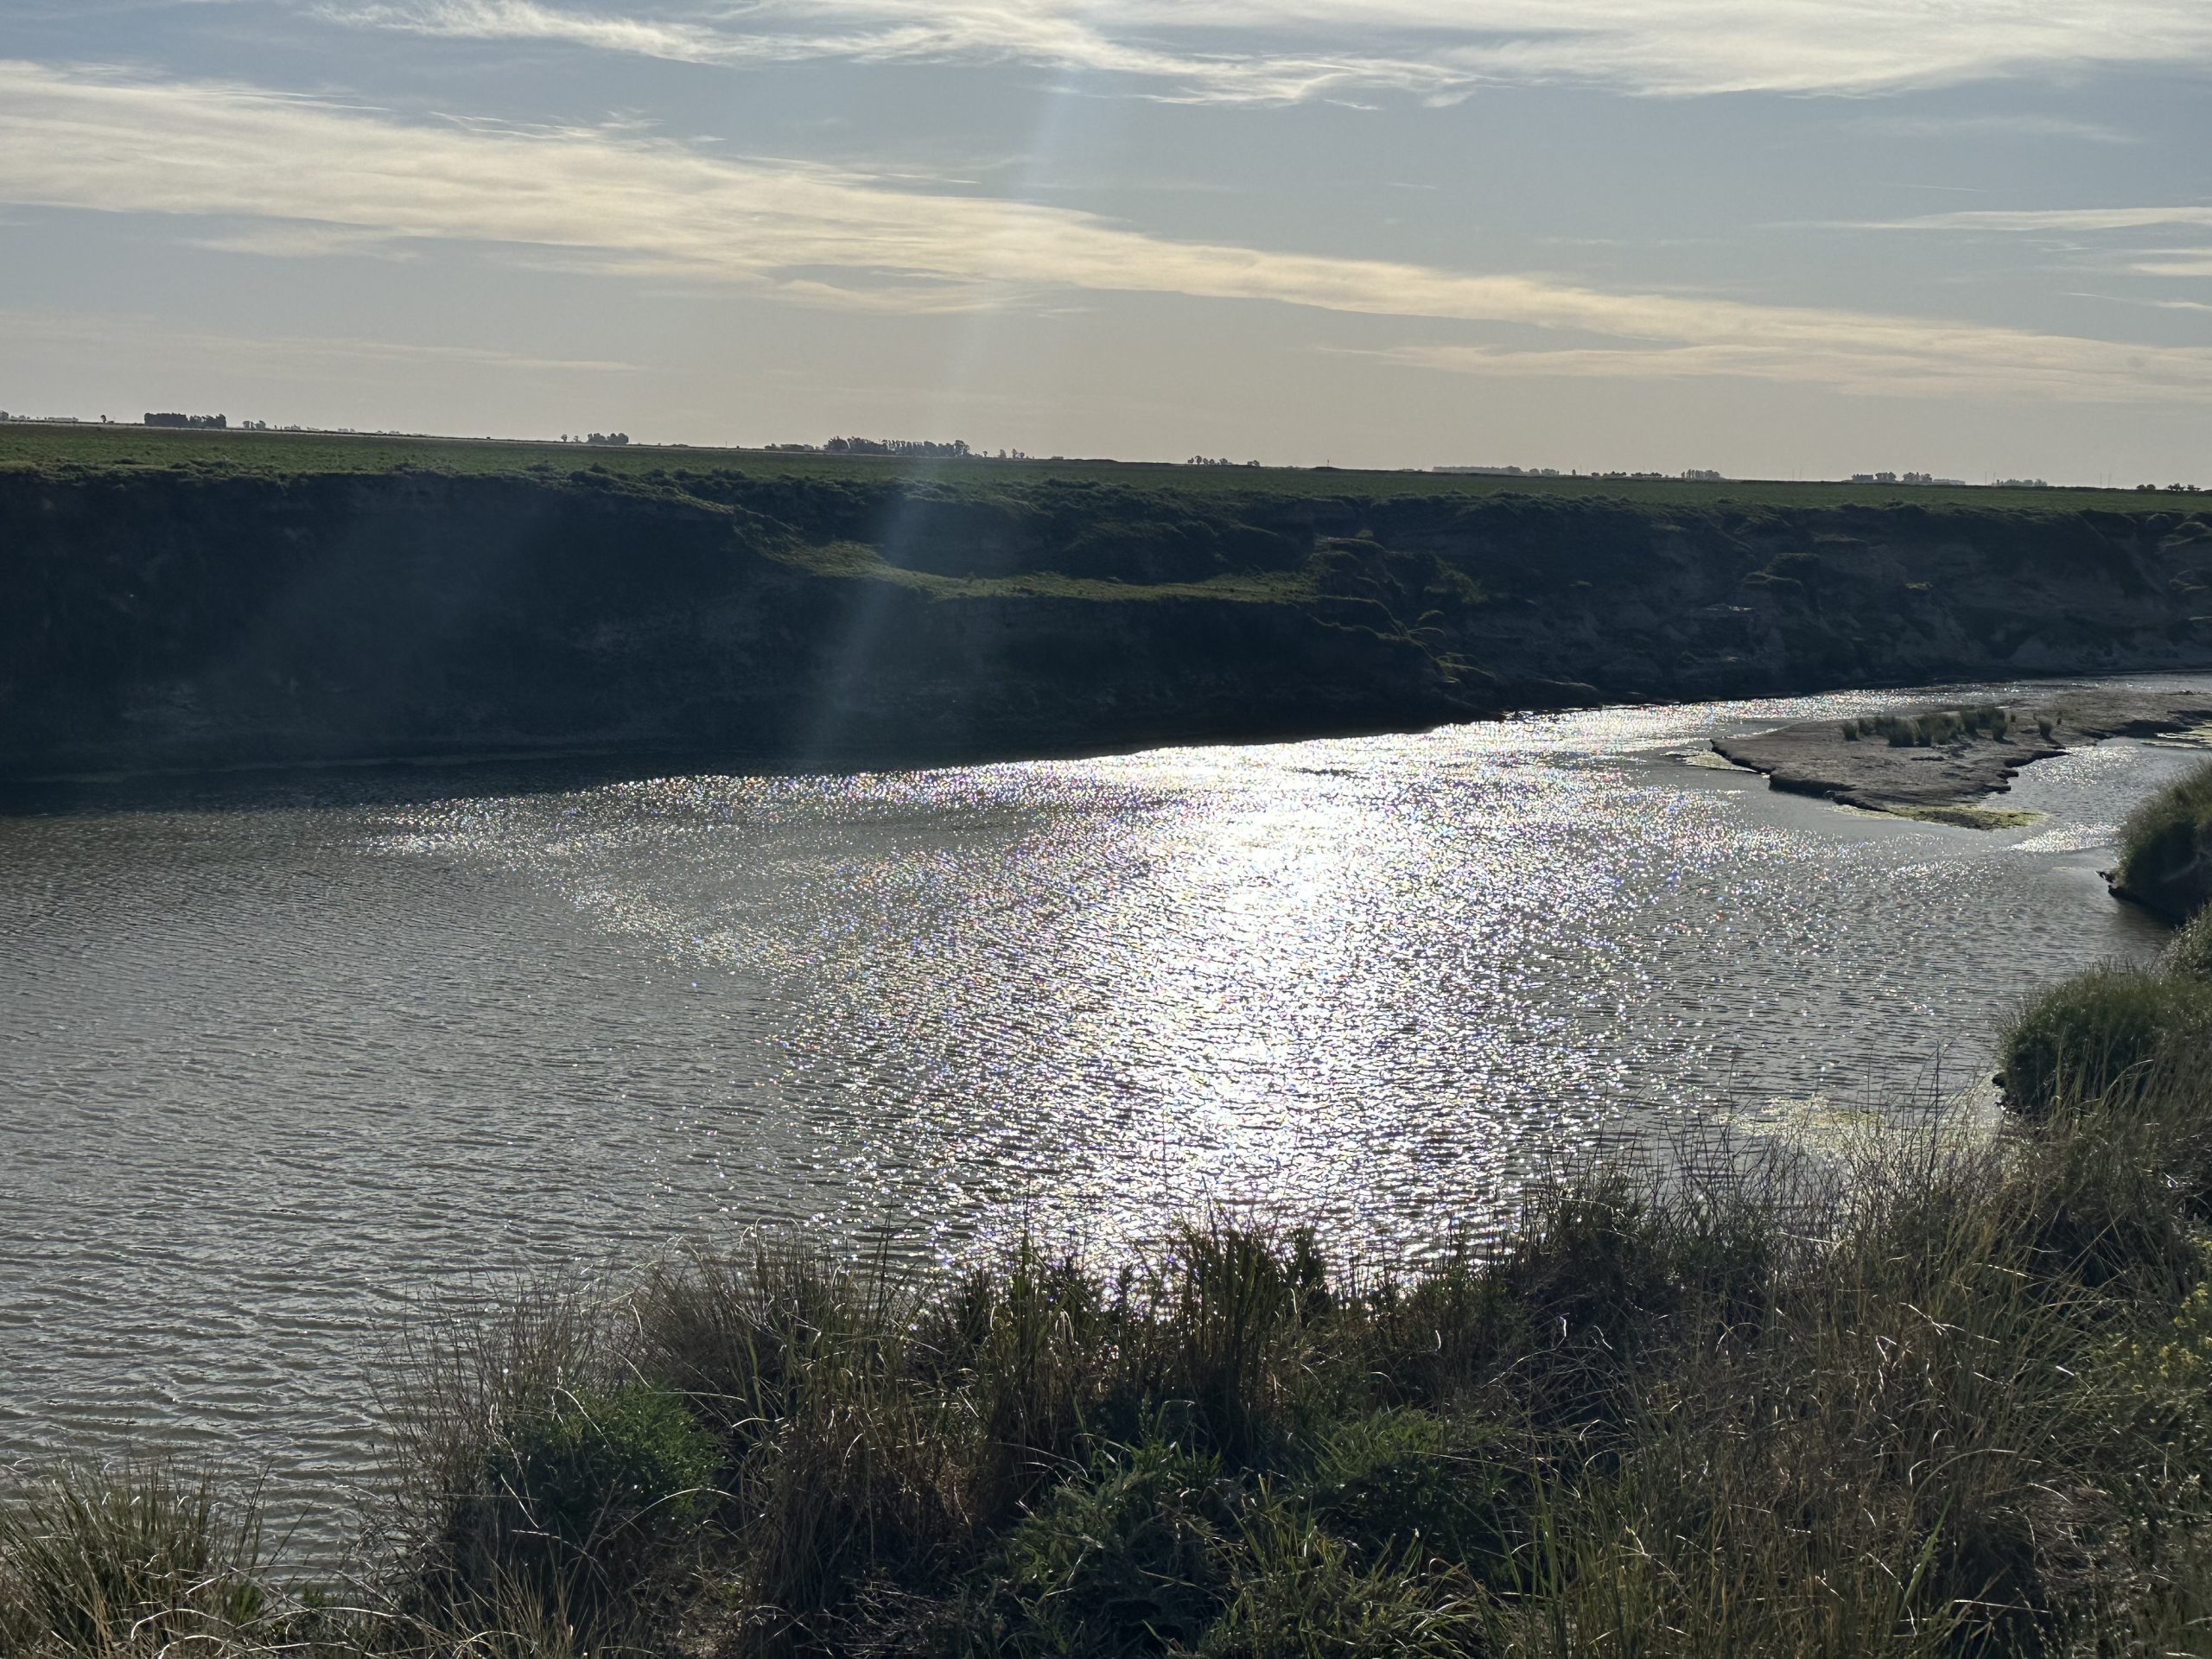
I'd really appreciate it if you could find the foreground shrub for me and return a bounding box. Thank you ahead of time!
[1144,1224,1324,1464]
[1192,1503,1484,1659]
[1297,1408,1520,1580]
[915,1240,1122,1526]
[633,1240,893,1446]
[734,1350,964,1643]
[381,1285,722,1638]
[491,1380,717,1577]
[0,1462,267,1656]
[1996,965,2212,1116]
[994,1433,1233,1656]
[2112,758,2212,919]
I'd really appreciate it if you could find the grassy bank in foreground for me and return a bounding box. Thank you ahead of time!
[10,1089,2212,1653]
[10,799,2212,1658]
[10,1116,2212,1658]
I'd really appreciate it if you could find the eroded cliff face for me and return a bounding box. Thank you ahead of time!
[3,468,2209,778]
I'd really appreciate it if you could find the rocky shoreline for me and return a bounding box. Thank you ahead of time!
[1711,686,2212,828]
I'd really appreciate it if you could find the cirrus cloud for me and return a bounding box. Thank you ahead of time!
[321,0,2212,101]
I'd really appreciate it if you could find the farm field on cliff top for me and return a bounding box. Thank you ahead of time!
[0,421,2177,516]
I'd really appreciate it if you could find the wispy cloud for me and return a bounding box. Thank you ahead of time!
[1373,337,2191,400]
[327,0,741,65]
[185,219,422,258]
[1872,206,2212,233]
[1,60,2206,400]
[2069,292,2212,314]
[318,0,1476,103]
[2131,250,2212,278]
[1859,205,2212,280]
[319,0,2212,101]
[1846,112,2136,143]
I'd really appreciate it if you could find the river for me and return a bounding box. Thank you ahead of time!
[0,675,2202,1558]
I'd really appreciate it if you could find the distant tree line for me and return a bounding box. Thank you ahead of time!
[825,436,970,458]
[144,412,226,429]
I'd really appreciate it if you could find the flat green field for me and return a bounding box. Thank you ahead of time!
[0,420,2183,516]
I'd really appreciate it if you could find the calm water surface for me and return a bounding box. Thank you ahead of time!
[0,677,2202,1551]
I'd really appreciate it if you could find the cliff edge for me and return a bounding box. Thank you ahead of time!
[6,453,2212,779]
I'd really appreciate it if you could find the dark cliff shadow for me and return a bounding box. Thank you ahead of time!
[0,709,1468,820]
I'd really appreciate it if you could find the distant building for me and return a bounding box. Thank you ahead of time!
[1852,470,1964,486]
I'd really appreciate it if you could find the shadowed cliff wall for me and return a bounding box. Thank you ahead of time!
[4,467,2210,777]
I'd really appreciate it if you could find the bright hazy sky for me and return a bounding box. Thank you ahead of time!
[3,2,2209,480]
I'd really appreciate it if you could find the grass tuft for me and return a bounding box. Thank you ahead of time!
[2112,756,2212,919]
[2166,906,2212,981]
[0,1462,270,1656]
[1995,964,2212,1118]
[1192,1500,1484,1658]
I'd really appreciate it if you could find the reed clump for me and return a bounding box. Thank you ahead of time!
[2112,757,2212,920]
[0,1463,278,1657]
[1995,963,2212,1119]
[1855,702,2019,748]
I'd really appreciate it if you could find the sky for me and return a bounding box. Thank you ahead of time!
[2,2,2209,480]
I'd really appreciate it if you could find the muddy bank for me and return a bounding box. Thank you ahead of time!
[1712,688,2212,825]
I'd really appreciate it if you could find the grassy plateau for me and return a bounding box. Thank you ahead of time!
[6,765,2212,1657]
[0,421,2183,517]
